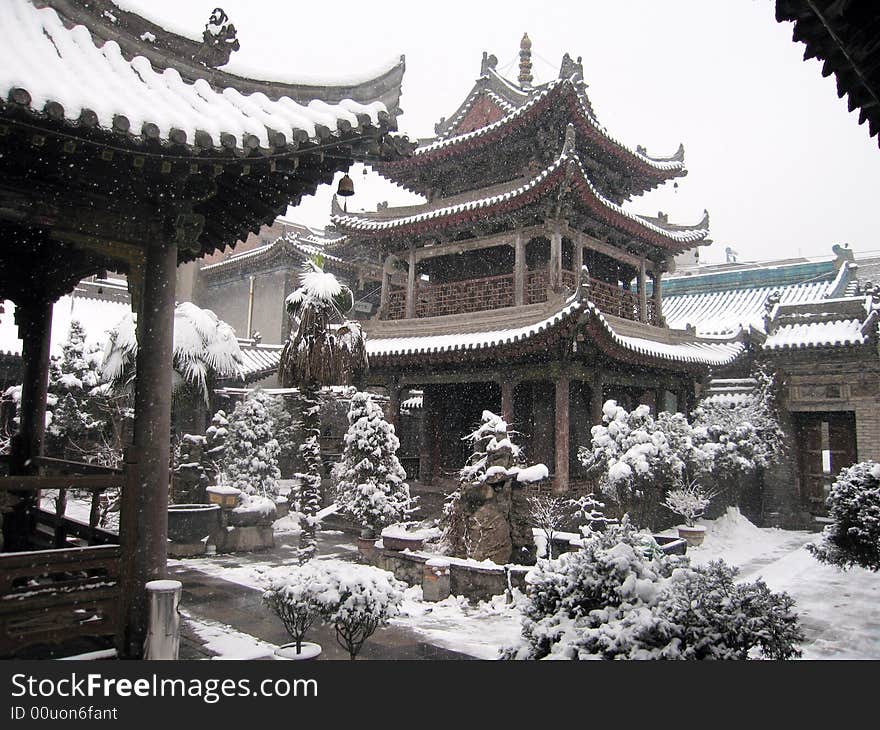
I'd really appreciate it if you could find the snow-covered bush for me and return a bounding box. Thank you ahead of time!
[262,563,331,655]
[314,562,405,660]
[332,391,413,537]
[662,481,716,527]
[808,461,880,572]
[172,433,211,504]
[204,409,229,479]
[565,560,803,660]
[503,519,683,660]
[222,389,281,497]
[579,401,687,528]
[503,523,803,660]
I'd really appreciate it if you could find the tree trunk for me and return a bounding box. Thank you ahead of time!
[297,385,322,563]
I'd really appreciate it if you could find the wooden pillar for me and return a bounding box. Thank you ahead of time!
[421,386,442,485]
[380,265,391,318]
[554,375,570,493]
[119,238,177,657]
[501,380,515,424]
[638,258,648,323]
[513,233,526,306]
[387,379,401,430]
[590,369,605,425]
[418,387,431,485]
[548,228,562,293]
[573,241,584,281]
[405,248,417,319]
[652,270,663,324]
[2,298,53,551]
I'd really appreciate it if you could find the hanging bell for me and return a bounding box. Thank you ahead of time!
[336,173,355,197]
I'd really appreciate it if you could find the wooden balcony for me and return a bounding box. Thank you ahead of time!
[387,269,658,324]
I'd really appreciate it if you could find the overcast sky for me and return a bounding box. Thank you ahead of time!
[129,0,880,264]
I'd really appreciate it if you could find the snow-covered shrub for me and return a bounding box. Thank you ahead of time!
[332,391,413,537]
[222,389,281,497]
[172,433,211,504]
[570,561,802,660]
[579,401,687,529]
[503,519,683,660]
[808,461,880,572]
[314,562,405,660]
[204,409,229,479]
[504,524,803,660]
[662,481,716,527]
[262,563,331,654]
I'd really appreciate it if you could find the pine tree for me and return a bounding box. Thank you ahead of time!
[222,390,281,497]
[333,392,412,537]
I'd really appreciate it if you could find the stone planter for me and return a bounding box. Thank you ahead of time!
[380,528,424,552]
[422,558,451,602]
[677,525,706,547]
[167,503,221,549]
[273,642,322,661]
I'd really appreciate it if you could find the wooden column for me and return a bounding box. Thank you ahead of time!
[120,238,177,657]
[513,233,526,306]
[379,264,391,318]
[590,369,605,425]
[548,228,562,293]
[405,248,417,319]
[2,298,53,551]
[387,379,401,430]
[554,375,570,493]
[501,380,515,424]
[418,387,431,485]
[638,258,648,323]
[573,241,584,281]
[652,270,663,324]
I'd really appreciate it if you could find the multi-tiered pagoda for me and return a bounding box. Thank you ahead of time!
[333,37,745,490]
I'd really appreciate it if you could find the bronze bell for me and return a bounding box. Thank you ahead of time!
[336,173,355,197]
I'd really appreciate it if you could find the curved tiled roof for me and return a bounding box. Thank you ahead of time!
[0,0,399,155]
[201,230,349,275]
[397,78,684,176]
[365,296,743,368]
[334,143,709,251]
[762,318,868,350]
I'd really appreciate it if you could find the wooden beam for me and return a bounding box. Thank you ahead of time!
[411,225,546,262]
[568,225,655,272]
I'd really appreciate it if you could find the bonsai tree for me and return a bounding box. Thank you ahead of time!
[278,257,368,563]
[808,461,880,572]
[332,391,413,538]
[222,389,281,497]
[318,562,405,660]
[262,563,330,656]
[662,480,717,528]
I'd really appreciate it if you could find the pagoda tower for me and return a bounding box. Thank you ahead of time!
[331,40,743,490]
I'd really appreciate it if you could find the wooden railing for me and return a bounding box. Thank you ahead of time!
[0,544,121,657]
[386,269,655,324]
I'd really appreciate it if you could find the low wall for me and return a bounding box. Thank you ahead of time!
[373,548,530,602]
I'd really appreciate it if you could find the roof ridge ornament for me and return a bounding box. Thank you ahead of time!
[481,51,499,77]
[518,33,533,88]
[197,8,240,68]
[559,52,584,81]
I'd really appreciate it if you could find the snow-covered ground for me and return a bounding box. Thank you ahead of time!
[176,508,878,660]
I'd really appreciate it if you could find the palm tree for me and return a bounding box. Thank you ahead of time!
[103,302,244,426]
[279,256,367,562]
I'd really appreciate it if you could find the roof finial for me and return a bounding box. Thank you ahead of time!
[519,33,533,88]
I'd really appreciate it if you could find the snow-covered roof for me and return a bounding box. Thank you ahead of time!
[760,296,878,352]
[414,76,684,174]
[662,258,850,336]
[224,340,283,384]
[201,229,349,275]
[0,295,131,358]
[762,318,868,350]
[0,0,399,154]
[364,296,743,368]
[334,137,708,251]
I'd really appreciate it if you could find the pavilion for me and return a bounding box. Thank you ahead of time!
[0,0,406,657]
